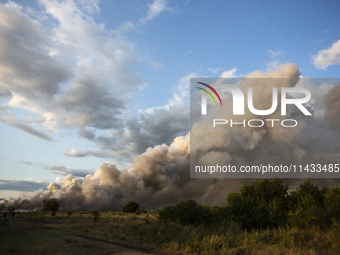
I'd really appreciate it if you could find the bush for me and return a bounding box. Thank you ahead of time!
[289,180,324,209]
[42,198,60,216]
[324,186,340,220]
[288,180,328,228]
[227,178,290,230]
[92,210,100,222]
[289,194,319,229]
[158,200,213,225]
[122,201,140,213]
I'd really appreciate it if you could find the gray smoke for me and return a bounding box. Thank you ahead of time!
[2,63,340,211]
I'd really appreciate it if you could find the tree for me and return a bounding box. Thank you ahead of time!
[226,178,290,230]
[289,180,324,209]
[122,201,140,213]
[324,185,340,220]
[288,180,326,228]
[92,210,100,222]
[42,198,60,216]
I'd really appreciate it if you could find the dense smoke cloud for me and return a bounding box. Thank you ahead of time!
[2,63,340,211]
[191,64,340,178]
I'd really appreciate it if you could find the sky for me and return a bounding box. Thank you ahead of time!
[0,0,340,200]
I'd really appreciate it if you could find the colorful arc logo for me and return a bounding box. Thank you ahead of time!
[196,82,223,106]
[197,82,222,115]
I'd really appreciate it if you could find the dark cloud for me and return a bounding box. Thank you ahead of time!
[10,122,53,141]
[0,179,49,192]
[42,165,94,177]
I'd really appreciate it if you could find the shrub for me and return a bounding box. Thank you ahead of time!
[288,180,328,228]
[289,180,324,209]
[227,178,290,230]
[289,193,319,229]
[42,198,60,216]
[324,186,340,220]
[8,206,15,213]
[122,201,140,213]
[92,210,100,222]
[158,200,212,226]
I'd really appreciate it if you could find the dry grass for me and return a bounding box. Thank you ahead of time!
[3,211,340,255]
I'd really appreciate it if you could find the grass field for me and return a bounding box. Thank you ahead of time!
[1,210,340,255]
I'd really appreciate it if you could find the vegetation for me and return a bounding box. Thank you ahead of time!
[42,198,60,216]
[92,210,100,222]
[122,201,140,213]
[1,179,340,255]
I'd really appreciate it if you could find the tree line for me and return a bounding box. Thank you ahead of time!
[158,179,340,230]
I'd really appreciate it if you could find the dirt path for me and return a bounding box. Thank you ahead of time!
[71,234,184,255]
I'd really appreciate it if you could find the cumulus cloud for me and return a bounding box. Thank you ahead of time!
[221,68,237,78]
[312,39,340,70]
[66,73,194,164]
[0,0,142,139]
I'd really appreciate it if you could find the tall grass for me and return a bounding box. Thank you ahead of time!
[9,210,340,254]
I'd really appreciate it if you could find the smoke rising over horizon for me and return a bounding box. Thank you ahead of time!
[2,63,340,211]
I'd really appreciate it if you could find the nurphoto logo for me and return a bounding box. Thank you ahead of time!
[196,81,312,128]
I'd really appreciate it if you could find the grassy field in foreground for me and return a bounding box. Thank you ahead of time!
[1,211,340,255]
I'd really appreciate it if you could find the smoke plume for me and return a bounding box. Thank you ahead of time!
[2,63,340,211]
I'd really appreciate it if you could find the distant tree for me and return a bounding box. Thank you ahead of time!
[42,198,60,216]
[158,200,214,226]
[122,201,140,213]
[8,206,15,214]
[288,180,326,228]
[92,210,100,222]
[227,178,290,230]
[324,185,340,220]
[289,180,324,208]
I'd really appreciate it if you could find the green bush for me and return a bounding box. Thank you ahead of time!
[122,201,140,213]
[324,186,340,220]
[227,178,290,230]
[289,180,324,209]
[92,210,100,222]
[288,180,328,228]
[42,198,60,217]
[158,200,213,226]
[289,194,319,229]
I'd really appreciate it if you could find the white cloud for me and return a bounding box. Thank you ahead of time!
[208,67,224,74]
[312,39,340,70]
[220,68,237,78]
[0,1,143,138]
[140,0,172,24]
[266,49,284,57]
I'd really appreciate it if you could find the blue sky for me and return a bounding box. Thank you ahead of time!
[0,0,339,199]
